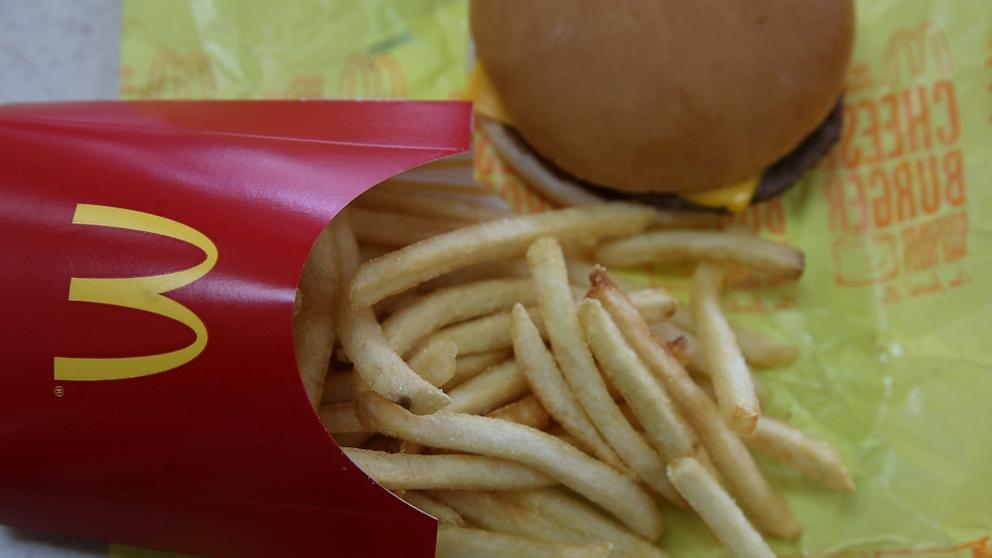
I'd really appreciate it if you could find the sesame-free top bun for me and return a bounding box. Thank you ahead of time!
[470,0,854,194]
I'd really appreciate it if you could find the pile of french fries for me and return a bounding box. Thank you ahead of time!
[295,181,853,558]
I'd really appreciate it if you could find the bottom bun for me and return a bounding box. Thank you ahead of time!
[480,98,844,212]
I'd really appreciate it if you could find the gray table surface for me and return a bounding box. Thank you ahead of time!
[1,1,121,554]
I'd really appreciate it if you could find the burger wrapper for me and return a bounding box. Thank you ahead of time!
[0,100,472,558]
[92,0,992,555]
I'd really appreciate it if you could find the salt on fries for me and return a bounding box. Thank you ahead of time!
[579,298,701,461]
[588,271,803,539]
[355,391,665,540]
[382,278,535,357]
[444,361,529,415]
[292,189,853,557]
[334,213,451,414]
[528,237,681,506]
[448,350,512,388]
[343,448,556,491]
[510,304,624,471]
[350,203,655,307]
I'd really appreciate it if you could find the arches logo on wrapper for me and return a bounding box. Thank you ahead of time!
[54,203,218,382]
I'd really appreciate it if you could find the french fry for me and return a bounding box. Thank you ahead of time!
[350,203,655,307]
[510,304,624,471]
[355,392,664,540]
[596,229,804,279]
[304,190,842,553]
[333,213,451,414]
[431,490,589,546]
[349,206,461,247]
[436,525,612,558]
[579,298,701,461]
[382,279,534,357]
[294,318,336,409]
[447,350,513,388]
[488,396,551,430]
[667,458,775,558]
[408,337,458,388]
[670,308,800,369]
[692,262,761,434]
[355,186,511,222]
[401,491,466,526]
[437,307,543,355]
[373,290,419,320]
[294,223,338,409]
[445,361,530,415]
[438,291,672,356]
[565,259,644,295]
[652,321,710,374]
[527,237,679,505]
[626,287,678,322]
[319,402,366,434]
[504,489,670,558]
[420,258,531,292]
[344,448,556,491]
[695,371,768,407]
[732,327,800,369]
[546,424,592,455]
[588,269,800,539]
[745,417,854,492]
[322,361,453,408]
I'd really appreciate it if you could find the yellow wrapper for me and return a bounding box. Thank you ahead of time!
[119,1,992,556]
[121,0,469,100]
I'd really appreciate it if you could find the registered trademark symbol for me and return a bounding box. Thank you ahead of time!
[54,386,65,398]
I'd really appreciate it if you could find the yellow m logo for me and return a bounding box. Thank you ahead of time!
[54,204,218,381]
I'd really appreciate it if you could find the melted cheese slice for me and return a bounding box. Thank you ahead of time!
[467,63,512,124]
[680,179,758,214]
[466,64,758,212]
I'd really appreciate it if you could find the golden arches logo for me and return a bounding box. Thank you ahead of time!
[54,204,218,381]
[336,52,408,98]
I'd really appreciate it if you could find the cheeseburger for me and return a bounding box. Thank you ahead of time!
[468,0,855,212]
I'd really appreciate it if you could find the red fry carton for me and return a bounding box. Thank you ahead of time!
[0,100,472,557]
